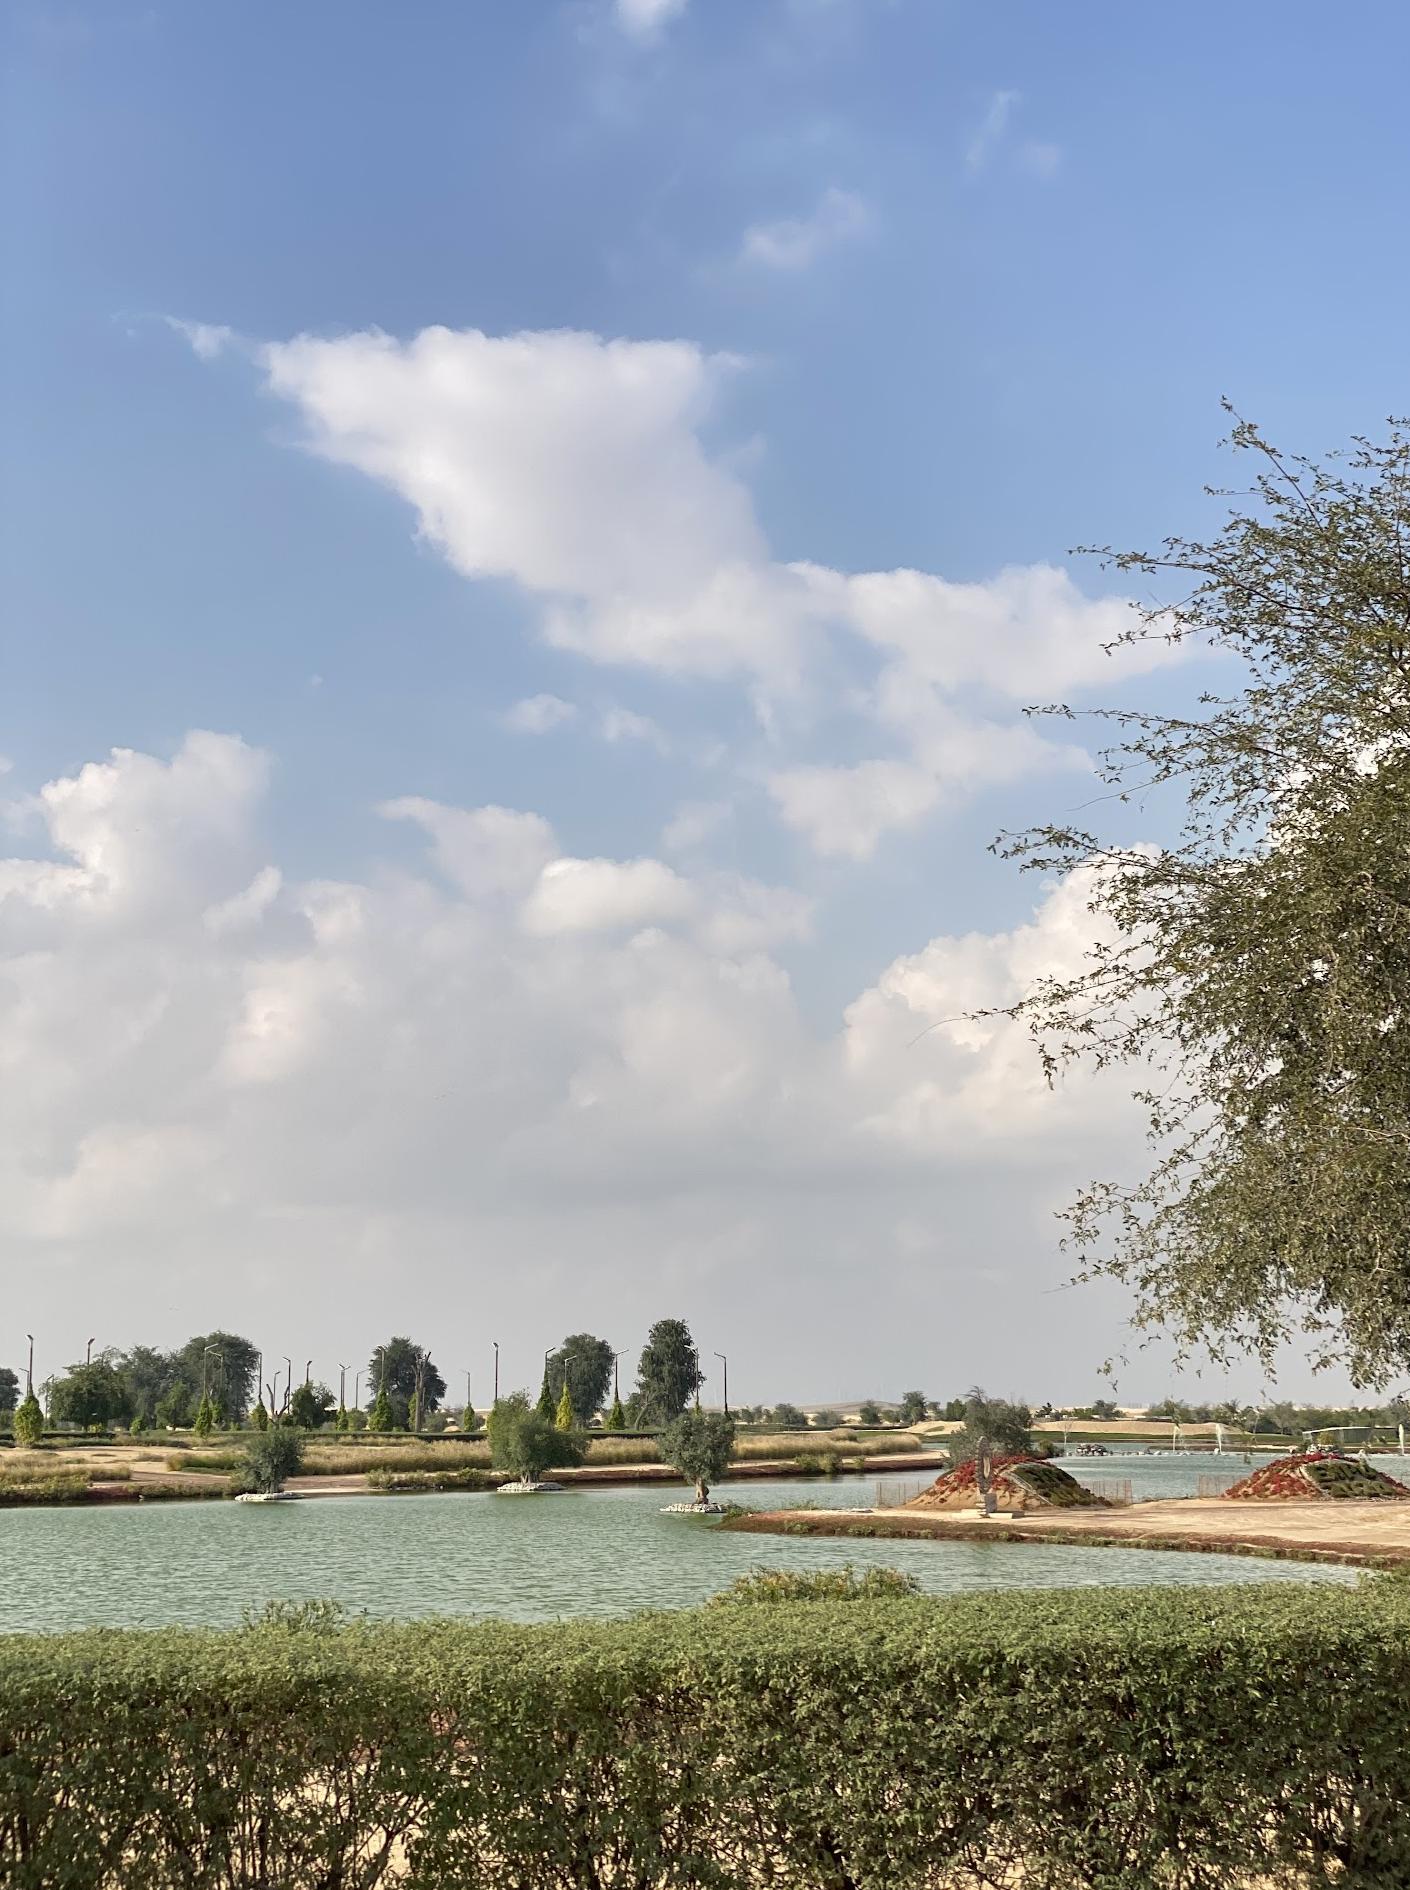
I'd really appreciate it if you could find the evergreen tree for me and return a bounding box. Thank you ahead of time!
[632,1319,704,1427]
[604,1393,626,1431]
[367,1386,393,1433]
[536,1370,555,1420]
[193,1394,215,1437]
[250,1401,270,1432]
[555,1381,575,1431]
[13,1393,43,1446]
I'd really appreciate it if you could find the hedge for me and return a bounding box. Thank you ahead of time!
[3,1583,1410,1886]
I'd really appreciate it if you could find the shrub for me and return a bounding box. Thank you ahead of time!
[365,1467,497,1493]
[487,1392,585,1483]
[367,1387,393,1433]
[234,1426,305,1494]
[0,1470,89,1506]
[11,1395,42,1447]
[709,1564,921,1604]
[792,1448,841,1477]
[6,1585,1410,1886]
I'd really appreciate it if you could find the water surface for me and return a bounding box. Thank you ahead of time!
[3,1475,1355,1634]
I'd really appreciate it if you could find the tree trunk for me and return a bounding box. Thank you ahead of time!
[695,1479,709,1506]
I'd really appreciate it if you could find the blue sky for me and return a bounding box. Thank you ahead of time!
[3,0,1408,1403]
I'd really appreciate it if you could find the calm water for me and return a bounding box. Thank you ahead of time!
[2,1475,1354,1634]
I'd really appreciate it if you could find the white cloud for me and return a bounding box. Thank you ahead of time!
[739,186,870,271]
[965,89,1019,171]
[236,321,1180,856]
[614,0,687,40]
[662,799,731,852]
[0,732,1179,1393]
[769,759,940,860]
[599,704,670,752]
[504,693,579,734]
[165,316,235,361]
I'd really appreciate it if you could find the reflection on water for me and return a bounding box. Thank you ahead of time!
[0,1475,1355,1634]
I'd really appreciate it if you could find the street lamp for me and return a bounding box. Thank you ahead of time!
[305,1358,313,1387]
[492,1340,499,1405]
[714,1352,729,1417]
[86,1337,96,1364]
[354,1371,361,1413]
[202,1344,220,1401]
[283,1358,293,1416]
[338,1363,348,1412]
[25,1334,33,1398]
[611,1350,625,1403]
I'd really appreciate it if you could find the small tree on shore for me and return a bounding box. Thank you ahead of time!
[13,1393,43,1446]
[237,1426,304,1494]
[555,1382,575,1432]
[367,1386,393,1433]
[857,1400,882,1426]
[193,1394,216,1438]
[659,1410,736,1506]
[947,1387,1034,1465]
[487,1392,584,1484]
[898,1391,928,1426]
[604,1393,626,1431]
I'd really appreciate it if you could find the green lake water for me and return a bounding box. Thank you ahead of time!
[1,1474,1356,1634]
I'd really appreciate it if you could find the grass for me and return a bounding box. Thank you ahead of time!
[366,1466,498,1493]
[300,1440,494,1476]
[0,1470,90,1505]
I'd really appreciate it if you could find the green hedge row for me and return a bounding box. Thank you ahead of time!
[4,1583,1410,1886]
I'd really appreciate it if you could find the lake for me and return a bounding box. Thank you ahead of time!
[2,1473,1356,1634]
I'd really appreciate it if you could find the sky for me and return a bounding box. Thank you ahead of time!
[4,0,1409,1407]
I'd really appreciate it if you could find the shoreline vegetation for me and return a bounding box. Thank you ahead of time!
[0,1429,939,1506]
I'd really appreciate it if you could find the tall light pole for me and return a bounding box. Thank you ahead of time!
[492,1340,499,1405]
[203,1344,219,1401]
[338,1364,347,1412]
[612,1351,625,1402]
[86,1337,96,1365]
[354,1371,361,1413]
[25,1334,33,1398]
[464,1369,472,1413]
[714,1352,729,1417]
[305,1358,313,1387]
[256,1354,263,1410]
[283,1357,293,1416]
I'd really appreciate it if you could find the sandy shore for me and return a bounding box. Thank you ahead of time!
[722,1497,1410,1567]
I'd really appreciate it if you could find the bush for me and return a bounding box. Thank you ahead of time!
[710,1564,921,1604]
[11,1395,42,1447]
[0,1470,89,1506]
[486,1392,585,1482]
[365,1467,497,1493]
[234,1426,305,1494]
[5,1585,1410,1886]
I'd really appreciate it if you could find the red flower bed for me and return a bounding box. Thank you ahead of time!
[1223,1450,1410,1502]
[908,1454,1105,1511]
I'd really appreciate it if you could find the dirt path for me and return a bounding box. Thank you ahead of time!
[723,1497,1410,1567]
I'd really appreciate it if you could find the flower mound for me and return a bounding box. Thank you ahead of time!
[907,1454,1107,1512]
[1222,1451,1410,1502]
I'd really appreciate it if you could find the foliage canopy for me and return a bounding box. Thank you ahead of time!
[658,1409,735,1503]
[1003,417,1410,1386]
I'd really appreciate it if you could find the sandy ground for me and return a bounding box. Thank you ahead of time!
[724,1497,1410,1565]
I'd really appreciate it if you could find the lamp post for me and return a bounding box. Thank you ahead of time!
[464,1369,472,1415]
[305,1358,313,1388]
[714,1352,729,1417]
[611,1351,624,1403]
[354,1371,361,1413]
[492,1340,499,1405]
[338,1363,347,1412]
[86,1337,96,1364]
[283,1358,293,1416]
[25,1334,33,1398]
[202,1344,219,1401]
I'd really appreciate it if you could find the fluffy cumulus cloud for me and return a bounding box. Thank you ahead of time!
[241,321,1179,859]
[1,734,1142,1391]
